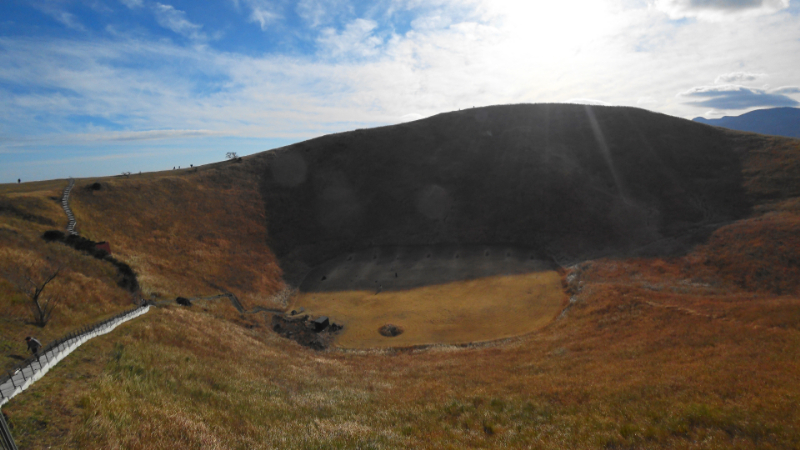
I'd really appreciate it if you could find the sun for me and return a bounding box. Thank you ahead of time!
[491,0,622,60]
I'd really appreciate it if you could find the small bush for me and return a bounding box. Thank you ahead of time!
[42,230,65,242]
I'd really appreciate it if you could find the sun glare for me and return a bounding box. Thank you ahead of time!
[492,0,620,59]
[470,0,626,102]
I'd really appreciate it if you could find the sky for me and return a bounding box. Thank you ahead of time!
[1,0,799,183]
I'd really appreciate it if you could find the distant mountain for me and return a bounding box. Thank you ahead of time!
[693,107,800,139]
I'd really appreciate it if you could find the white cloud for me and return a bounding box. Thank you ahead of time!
[318,19,383,58]
[564,98,612,106]
[249,8,280,30]
[153,3,207,40]
[654,0,790,20]
[714,71,767,83]
[701,109,727,119]
[410,14,452,30]
[399,113,424,122]
[54,11,86,30]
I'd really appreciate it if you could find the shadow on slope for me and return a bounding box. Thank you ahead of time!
[257,103,752,284]
[300,245,555,293]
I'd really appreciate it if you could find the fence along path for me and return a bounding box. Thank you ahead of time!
[62,178,78,236]
[0,411,14,450]
[0,305,149,408]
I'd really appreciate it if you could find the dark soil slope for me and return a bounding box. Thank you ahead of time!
[256,104,755,284]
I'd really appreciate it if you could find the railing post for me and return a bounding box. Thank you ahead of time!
[0,407,19,450]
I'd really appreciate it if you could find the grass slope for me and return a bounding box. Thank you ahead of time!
[1,103,800,449]
[68,163,285,308]
[0,180,134,370]
[5,260,800,449]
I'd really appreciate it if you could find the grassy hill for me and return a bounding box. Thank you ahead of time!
[1,103,800,448]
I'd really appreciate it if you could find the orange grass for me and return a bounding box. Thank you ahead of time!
[693,212,800,295]
[3,255,800,449]
[68,163,285,309]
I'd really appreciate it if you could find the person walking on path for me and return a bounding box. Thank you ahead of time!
[25,336,42,356]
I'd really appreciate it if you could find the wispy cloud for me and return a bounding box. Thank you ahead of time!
[654,0,790,20]
[33,4,86,31]
[297,0,352,28]
[771,86,800,95]
[317,19,383,58]
[76,129,225,142]
[236,0,281,30]
[120,0,144,8]
[679,84,799,109]
[715,71,767,84]
[153,3,207,40]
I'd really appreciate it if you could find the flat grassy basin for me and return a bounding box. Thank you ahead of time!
[291,270,566,348]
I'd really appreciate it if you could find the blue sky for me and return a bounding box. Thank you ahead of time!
[1,0,799,183]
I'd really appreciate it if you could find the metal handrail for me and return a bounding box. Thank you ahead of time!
[0,305,146,397]
[0,409,17,450]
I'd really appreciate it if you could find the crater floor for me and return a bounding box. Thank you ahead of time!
[291,246,566,348]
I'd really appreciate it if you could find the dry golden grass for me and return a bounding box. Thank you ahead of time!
[4,257,799,449]
[0,181,134,370]
[68,163,285,309]
[2,121,800,448]
[293,271,565,348]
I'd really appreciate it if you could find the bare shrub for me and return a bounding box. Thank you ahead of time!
[2,259,65,326]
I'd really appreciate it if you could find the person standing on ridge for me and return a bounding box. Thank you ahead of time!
[25,336,42,356]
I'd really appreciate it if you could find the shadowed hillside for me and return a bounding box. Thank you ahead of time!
[257,104,753,284]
